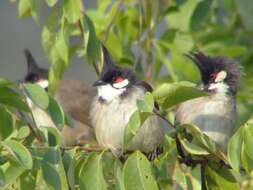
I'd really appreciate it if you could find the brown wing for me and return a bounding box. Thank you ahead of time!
[56,80,96,126]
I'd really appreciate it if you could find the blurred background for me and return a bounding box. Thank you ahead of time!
[0,0,96,83]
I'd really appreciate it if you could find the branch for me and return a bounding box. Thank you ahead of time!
[61,145,104,153]
[201,163,207,190]
[153,110,175,129]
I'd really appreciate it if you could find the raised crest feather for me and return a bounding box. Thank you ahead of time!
[186,51,240,95]
[24,49,40,73]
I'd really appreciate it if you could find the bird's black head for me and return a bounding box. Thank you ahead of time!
[93,46,137,101]
[187,51,240,95]
[24,49,49,89]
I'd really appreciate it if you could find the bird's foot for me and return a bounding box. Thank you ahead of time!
[146,146,163,161]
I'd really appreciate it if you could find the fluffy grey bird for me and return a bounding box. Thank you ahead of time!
[90,46,165,157]
[175,52,240,152]
[23,49,95,145]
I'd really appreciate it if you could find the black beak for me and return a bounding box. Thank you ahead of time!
[93,80,106,86]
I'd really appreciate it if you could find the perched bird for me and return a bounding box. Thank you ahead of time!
[90,46,165,158]
[23,49,95,145]
[175,52,240,152]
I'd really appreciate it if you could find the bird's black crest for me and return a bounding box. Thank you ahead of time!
[98,45,137,85]
[24,49,48,83]
[186,51,240,94]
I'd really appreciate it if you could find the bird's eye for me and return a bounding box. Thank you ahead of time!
[114,76,125,83]
[210,72,218,80]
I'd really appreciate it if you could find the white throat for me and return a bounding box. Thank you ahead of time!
[97,84,126,102]
[36,79,49,89]
[208,71,229,94]
[208,82,229,94]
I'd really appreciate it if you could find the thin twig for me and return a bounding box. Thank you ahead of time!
[103,0,124,44]
[201,163,207,190]
[61,145,104,153]
[153,110,175,129]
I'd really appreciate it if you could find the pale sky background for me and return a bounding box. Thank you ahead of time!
[0,1,97,83]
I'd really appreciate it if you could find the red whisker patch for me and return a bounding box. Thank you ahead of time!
[115,77,125,83]
[210,72,218,80]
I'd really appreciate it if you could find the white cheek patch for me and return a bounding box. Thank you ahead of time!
[215,71,227,83]
[98,84,126,102]
[112,79,129,89]
[36,80,49,89]
[208,82,229,94]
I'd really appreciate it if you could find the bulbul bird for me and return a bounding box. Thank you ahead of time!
[175,52,240,152]
[23,49,95,145]
[90,46,165,158]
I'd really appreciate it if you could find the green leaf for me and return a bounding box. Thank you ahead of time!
[63,0,82,23]
[42,7,62,58]
[0,107,14,141]
[64,112,75,128]
[0,168,5,187]
[0,78,14,87]
[166,0,199,31]
[85,15,100,63]
[62,149,77,190]
[123,151,159,190]
[205,163,240,190]
[2,140,33,169]
[18,0,32,18]
[123,111,150,150]
[243,123,253,160]
[0,87,29,112]
[39,127,62,146]
[19,171,37,190]
[48,60,66,95]
[179,138,210,155]
[79,152,107,190]
[104,32,123,59]
[227,126,244,172]
[24,84,49,109]
[190,0,213,31]
[241,143,253,173]
[55,24,69,64]
[137,92,154,113]
[179,124,217,155]
[47,96,65,130]
[46,0,58,7]
[16,126,30,140]
[153,83,208,109]
[0,162,26,188]
[41,147,69,190]
[18,0,39,20]
[115,163,125,190]
[186,166,201,190]
[41,8,70,95]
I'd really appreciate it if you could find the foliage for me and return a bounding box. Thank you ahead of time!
[1,0,253,189]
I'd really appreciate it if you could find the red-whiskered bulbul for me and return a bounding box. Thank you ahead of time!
[176,52,240,152]
[90,46,165,157]
[23,49,95,145]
